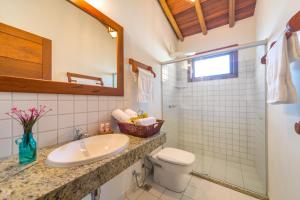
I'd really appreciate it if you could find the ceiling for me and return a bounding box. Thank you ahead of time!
[159,0,256,40]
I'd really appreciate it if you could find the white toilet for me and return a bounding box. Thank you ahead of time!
[151,147,195,192]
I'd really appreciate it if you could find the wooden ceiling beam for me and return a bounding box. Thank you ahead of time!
[229,0,236,27]
[195,0,207,35]
[158,0,184,41]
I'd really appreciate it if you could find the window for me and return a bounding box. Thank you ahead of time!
[189,51,238,81]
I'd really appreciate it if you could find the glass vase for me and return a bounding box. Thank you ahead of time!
[15,132,37,165]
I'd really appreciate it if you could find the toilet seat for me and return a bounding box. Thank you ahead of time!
[156,147,195,166]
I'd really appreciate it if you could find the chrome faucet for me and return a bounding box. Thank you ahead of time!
[73,128,89,141]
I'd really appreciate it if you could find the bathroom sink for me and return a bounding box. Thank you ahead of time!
[46,134,129,167]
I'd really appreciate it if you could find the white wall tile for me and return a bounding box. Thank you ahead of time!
[12,101,37,110]
[74,113,87,126]
[88,123,99,135]
[0,101,12,119]
[38,115,57,132]
[38,94,57,101]
[58,101,74,114]
[58,114,74,129]
[0,92,12,100]
[88,100,99,112]
[74,95,87,101]
[12,93,37,101]
[88,112,98,124]
[38,131,57,148]
[88,96,98,101]
[74,101,88,113]
[0,138,12,158]
[0,119,12,138]
[58,128,74,143]
[38,100,57,116]
[58,94,73,101]
[13,93,37,101]
[0,91,125,159]
[99,100,108,111]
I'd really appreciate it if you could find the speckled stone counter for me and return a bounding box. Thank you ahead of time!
[0,133,166,200]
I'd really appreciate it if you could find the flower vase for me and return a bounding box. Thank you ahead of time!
[15,132,37,165]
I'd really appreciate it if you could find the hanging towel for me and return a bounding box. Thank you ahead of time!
[137,68,153,103]
[267,34,297,104]
[288,31,300,62]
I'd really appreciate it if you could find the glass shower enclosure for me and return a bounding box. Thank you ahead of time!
[161,45,267,196]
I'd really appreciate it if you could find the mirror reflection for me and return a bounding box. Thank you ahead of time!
[0,0,118,88]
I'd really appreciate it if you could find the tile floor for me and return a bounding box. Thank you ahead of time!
[125,175,259,200]
[193,155,265,194]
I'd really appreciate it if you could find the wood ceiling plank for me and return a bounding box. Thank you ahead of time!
[167,0,210,15]
[229,0,236,27]
[195,0,207,35]
[161,0,256,38]
[203,0,255,21]
[159,0,184,41]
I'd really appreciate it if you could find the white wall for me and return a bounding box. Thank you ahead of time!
[85,0,177,118]
[255,1,300,200]
[177,17,256,53]
[0,0,117,86]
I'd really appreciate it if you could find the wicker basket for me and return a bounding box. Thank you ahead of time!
[117,120,164,138]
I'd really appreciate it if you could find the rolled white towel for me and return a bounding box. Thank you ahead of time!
[112,109,131,123]
[135,117,156,126]
[124,109,138,118]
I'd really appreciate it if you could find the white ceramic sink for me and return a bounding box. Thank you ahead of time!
[46,134,129,167]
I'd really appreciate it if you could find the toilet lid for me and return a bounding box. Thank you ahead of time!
[156,148,195,166]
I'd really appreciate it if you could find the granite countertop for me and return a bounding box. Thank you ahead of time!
[0,133,166,200]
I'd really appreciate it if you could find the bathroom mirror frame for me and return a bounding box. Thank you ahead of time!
[0,0,124,96]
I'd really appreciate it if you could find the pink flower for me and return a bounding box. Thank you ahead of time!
[6,105,51,133]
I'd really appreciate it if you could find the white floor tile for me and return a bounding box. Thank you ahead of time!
[135,175,261,200]
[160,189,183,200]
[181,195,193,200]
[138,192,158,200]
[146,180,165,198]
[126,187,144,200]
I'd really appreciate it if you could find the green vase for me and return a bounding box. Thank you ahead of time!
[15,132,37,165]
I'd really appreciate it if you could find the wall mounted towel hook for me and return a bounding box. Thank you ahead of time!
[295,121,300,135]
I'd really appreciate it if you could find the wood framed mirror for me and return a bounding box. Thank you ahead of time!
[0,0,124,96]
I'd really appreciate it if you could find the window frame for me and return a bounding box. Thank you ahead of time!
[189,51,238,82]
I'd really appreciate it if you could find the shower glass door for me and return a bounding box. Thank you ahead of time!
[162,46,267,196]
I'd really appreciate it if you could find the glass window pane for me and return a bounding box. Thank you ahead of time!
[194,54,231,77]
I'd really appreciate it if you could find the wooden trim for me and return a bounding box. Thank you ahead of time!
[229,0,236,27]
[0,0,124,96]
[129,58,156,78]
[0,23,52,80]
[0,76,123,96]
[158,0,184,41]
[67,72,104,86]
[195,0,207,35]
[67,0,124,96]
[42,38,52,80]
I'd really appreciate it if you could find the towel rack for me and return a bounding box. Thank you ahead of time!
[261,11,300,64]
[67,72,104,86]
[129,58,156,78]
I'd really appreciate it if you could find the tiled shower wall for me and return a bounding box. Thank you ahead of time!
[0,92,127,159]
[162,63,179,147]
[163,54,261,166]
[253,46,267,186]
